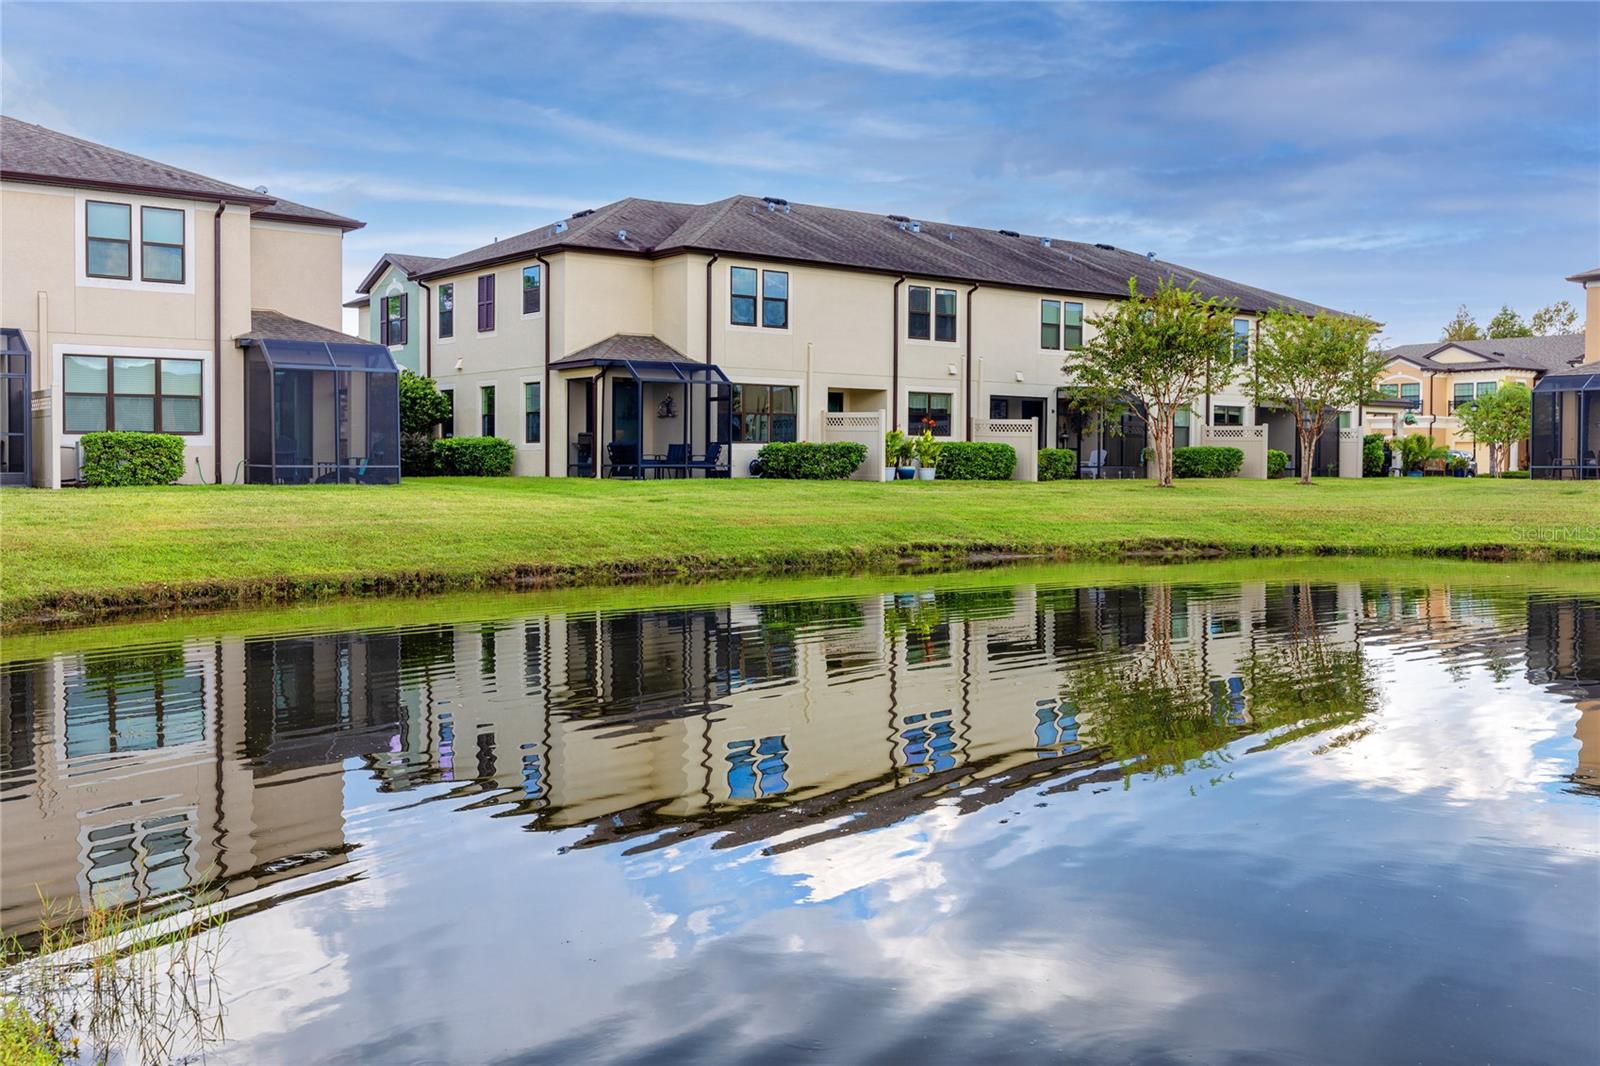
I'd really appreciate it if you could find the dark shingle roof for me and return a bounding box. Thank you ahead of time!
[237,310,383,348]
[550,333,693,368]
[342,295,371,308]
[1384,335,1585,374]
[0,116,361,230]
[355,252,448,294]
[417,195,1337,315]
[1565,266,1600,283]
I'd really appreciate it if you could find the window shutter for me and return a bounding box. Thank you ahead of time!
[398,293,409,345]
[379,299,389,345]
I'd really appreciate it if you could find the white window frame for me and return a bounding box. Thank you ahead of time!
[54,343,213,446]
[520,263,545,319]
[74,192,196,295]
[905,283,958,347]
[519,375,543,446]
[726,264,792,334]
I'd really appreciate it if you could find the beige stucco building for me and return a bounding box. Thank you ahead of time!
[0,116,389,488]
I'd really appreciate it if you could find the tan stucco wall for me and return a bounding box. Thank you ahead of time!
[248,221,343,329]
[1584,282,1600,365]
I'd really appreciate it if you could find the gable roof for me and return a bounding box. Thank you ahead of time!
[551,333,695,368]
[1383,335,1585,374]
[0,115,362,230]
[237,309,381,348]
[355,252,448,295]
[417,195,1340,316]
[1566,266,1600,283]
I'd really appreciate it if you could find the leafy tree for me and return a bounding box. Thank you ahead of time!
[1252,307,1385,484]
[399,369,452,433]
[1486,305,1533,339]
[1440,304,1481,341]
[1066,278,1238,488]
[1529,300,1579,336]
[1456,382,1532,476]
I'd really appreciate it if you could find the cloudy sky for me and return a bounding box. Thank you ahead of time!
[4,1,1596,343]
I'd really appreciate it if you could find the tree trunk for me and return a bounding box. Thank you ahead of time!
[1295,409,1317,485]
[1151,414,1173,487]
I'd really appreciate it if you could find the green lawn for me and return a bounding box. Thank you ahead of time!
[2,476,1596,626]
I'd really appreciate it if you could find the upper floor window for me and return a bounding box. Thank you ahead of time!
[1378,383,1400,399]
[63,354,202,435]
[524,382,541,443]
[763,270,789,328]
[86,201,131,279]
[481,384,496,437]
[730,267,789,328]
[1213,405,1243,426]
[477,274,495,332]
[1400,382,1420,403]
[1231,318,1251,361]
[908,391,952,436]
[438,283,454,339]
[1040,300,1084,350]
[380,293,408,346]
[522,265,541,315]
[731,267,758,325]
[140,207,185,283]
[730,383,797,442]
[908,286,931,340]
[934,288,956,341]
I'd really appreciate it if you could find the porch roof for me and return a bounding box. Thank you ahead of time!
[550,333,730,382]
[236,310,398,373]
[1534,366,1600,394]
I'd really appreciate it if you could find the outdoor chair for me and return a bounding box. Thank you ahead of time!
[1082,448,1106,478]
[690,441,724,476]
[607,441,640,478]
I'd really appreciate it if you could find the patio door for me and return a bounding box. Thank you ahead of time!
[567,378,595,477]
[0,338,30,487]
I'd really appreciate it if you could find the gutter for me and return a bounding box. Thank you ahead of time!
[965,282,980,439]
[415,277,432,377]
[537,252,552,475]
[891,276,906,430]
[704,253,720,364]
[213,202,224,484]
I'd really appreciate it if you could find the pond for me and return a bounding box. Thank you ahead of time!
[2,561,1596,1064]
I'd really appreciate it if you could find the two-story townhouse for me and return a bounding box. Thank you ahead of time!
[344,252,444,374]
[1528,268,1600,478]
[404,195,1353,479]
[1372,335,1585,471]
[0,116,398,488]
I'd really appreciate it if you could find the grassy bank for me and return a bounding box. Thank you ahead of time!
[2,477,1595,628]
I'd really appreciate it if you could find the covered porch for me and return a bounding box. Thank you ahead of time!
[238,311,401,485]
[1054,389,1147,478]
[552,335,731,479]
[1532,367,1600,480]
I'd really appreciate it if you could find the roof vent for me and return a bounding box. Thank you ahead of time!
[887,214,911,223]
[999,229,1020,238]
[761,196,789,206]
[1040,237,1052,247]
[1145,251,1157,260]
[910,221,921,233]
[616,229,628,242]
[554,220,567,234]
[571,209,595,219]
[253,185,269,194]
[945,231,956,240]
[1094,243,1115,251]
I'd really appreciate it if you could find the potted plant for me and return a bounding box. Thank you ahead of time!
[884,429,907,481]
[914,430,942,480]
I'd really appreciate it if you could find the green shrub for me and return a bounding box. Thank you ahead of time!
[1267,449,1289,479]
[1362,433,1387,477]
[79,431,186,486]
[1171,445,1243,478]
[756,441,867,479]
[433,436,515,476]
[402,431,438,476]
[1496,469,1529,479]
[1038,449,1079,481]
[936,442,1016,480]
[399,369,453,434]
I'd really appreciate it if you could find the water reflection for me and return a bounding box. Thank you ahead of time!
[1,573,1597,1064]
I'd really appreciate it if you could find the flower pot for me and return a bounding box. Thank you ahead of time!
[884,467,895,482]
[897,466,917,480]
[918,467,936,481]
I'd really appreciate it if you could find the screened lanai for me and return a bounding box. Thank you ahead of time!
[238,311,400,485]
[1531,366,1600,480]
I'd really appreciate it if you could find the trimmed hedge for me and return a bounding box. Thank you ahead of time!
[1267,449,1289,479]
[1172,445,1243,478]
[1038,448,1079,481]
[756,441,867,480]
[935,442,1016,481]
[433,436,515,476]
[1362,433,1387,478]
[79,431,186,487]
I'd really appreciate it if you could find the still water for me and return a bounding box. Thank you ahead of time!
[2,564,1597,1064]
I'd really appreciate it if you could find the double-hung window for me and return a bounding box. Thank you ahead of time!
[1232,318,1251,361]
[380,294,407,346]
[933,288,957,341]
[1040,300,1084,350]
[522,265,541,315]
[438,283,454,339]
[1378,383,1400,399]
[439,389,454,438]
[524,382,541,443]
[1212,405,1243,426]
[63,355,202,435]
[907,391,952,436]
[1453,382,1474,410]
[1400,382,1420,405]
[730,384,797,443]
[86,201,132,279]
[730,267,758,325]
[140,207,184,283]
[730,267,789,328]
[481,385,496,437]
[907,286,931,340]
[477,274,496,332]
[762,270,789,328]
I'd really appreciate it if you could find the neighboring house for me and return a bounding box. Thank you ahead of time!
[1529,268,1600,478]
[0,116,399,487]
[1372,335,1585,470]
[345,252,444,374]
[397,195,1358,479]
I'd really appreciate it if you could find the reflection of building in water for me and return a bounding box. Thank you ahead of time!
[1526,598,1600,792]
[0,634,403,933]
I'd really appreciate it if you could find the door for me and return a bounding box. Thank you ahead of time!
[567,378,595,477]
[0,342,30,487]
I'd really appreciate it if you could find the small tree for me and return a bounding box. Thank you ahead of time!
[1486,305,1533,339]
[1252,308,1385,485]
[1440,304,1481,341]
[1530,300,1579,336]
[399,369,452,433]
[1456,382,1531,476]
[1066,278,1237,488]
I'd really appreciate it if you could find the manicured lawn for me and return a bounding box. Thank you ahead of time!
[2,476,1596,625]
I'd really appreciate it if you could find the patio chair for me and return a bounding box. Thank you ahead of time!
[1082,448,1106,479]
[690,441,724,476]
[607,441,639,478]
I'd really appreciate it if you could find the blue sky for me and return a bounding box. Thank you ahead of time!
[4,1,1596,343]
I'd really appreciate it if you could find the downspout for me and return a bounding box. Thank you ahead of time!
[891,276,906,430]
[416,277,432,378]
[537,252,552,476]
[964,282,981,439]
[704,253,720,364]
[213,202,224,484]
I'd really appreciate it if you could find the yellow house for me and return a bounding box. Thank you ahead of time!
[0,116,394,488]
